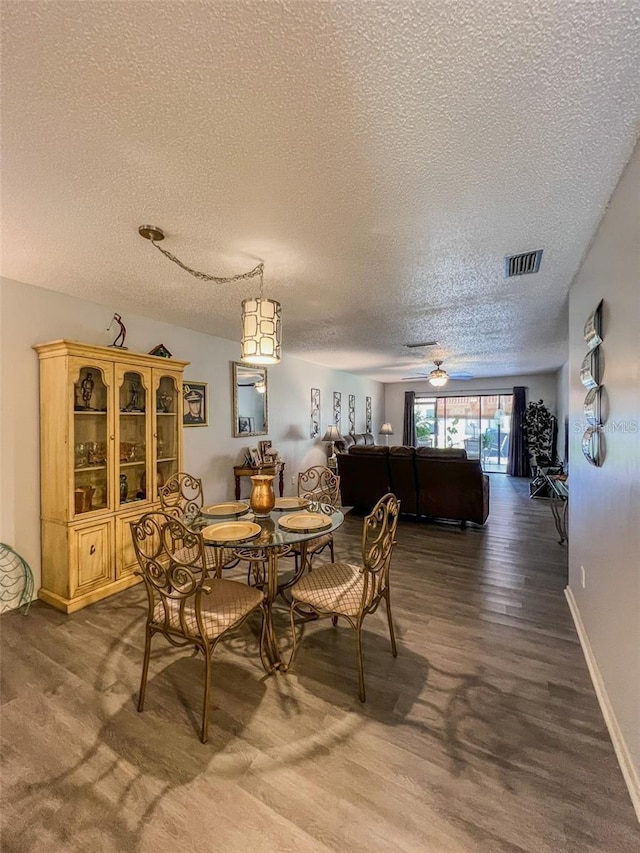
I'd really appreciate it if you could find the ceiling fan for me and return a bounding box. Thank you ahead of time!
[402,359,473,386]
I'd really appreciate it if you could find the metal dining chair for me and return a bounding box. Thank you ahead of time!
[289,465,340,573]
[130,511,267,743]
[287,492,400,702]
[159,472,237,572]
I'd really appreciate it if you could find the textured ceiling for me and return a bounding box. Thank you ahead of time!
[2,1,639,382]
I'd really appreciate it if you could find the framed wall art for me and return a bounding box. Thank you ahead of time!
[333,391,342,431]
[183,381,208,427]
[366,396,372,433]
[310,388,320,438]
[348,394,355,435]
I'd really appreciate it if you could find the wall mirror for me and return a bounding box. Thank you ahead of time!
[232,362,268,437]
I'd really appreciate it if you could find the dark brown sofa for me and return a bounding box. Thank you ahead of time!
[337,444,489,525]
[335,432,375,453]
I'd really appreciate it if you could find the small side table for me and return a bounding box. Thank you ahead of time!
[234,462,285,500]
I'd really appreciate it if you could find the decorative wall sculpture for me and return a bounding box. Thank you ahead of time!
[581,300,604,466]
[333,391,341,431]
[310,388,320,438]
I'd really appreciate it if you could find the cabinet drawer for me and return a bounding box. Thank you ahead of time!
[70,520,114,595]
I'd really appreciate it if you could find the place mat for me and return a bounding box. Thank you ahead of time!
[272,496,310,512]
[200,501,249,519]
[201,521,261,544]
[278,512,332,533]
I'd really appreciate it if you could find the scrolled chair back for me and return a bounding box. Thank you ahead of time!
[298,465,340,508]
[361,493,400,594]
[130,511,210,638]
[158,472,204,522]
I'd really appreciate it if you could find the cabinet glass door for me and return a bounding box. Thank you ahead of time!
[117,370,150,509]
[155,373,180,496]
[73,365,109,516]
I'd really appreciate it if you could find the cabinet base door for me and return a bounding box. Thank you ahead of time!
[70,520,114,597]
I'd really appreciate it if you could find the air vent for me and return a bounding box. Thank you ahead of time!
[505,249,543,277]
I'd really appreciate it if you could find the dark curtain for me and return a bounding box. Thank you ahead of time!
[507,386,531,477]
[402,391,416,447]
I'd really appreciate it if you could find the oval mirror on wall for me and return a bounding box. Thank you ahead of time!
[232,362,268,437]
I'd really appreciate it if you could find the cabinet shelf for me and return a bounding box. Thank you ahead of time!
[157,412,177,417]
[120,460,145,468]
[119,411,146,416]
[158,456,177,463]
[75,464,106,472]
[74,409,107,415]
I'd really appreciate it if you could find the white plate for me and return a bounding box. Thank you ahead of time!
[273,497,310,512]
[201,521,262,543]
[201,501,250,518]
[278,512,332,533]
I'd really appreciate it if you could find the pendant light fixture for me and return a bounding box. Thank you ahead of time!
[138,226,281,365]
[428,360,449,387]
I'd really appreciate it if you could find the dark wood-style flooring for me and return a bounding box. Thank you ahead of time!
[2,476,639,851]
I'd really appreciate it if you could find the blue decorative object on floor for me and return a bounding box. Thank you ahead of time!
[0,543,34,615]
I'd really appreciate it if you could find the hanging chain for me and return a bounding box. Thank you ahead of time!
[149,238,264,289]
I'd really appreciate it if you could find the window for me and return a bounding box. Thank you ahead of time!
[414,393,513,472]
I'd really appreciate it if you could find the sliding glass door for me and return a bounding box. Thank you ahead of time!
[414,393,513,472]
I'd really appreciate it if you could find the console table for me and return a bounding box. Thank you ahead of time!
[543,471,568,544]
[234,462,285,500]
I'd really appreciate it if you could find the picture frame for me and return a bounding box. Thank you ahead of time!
[183,381,208,427]
[258,440,272,460]
[248,446,261,467]
[366,396,372,433]
[311,388,320,438]
[263,452,277,465]
[238,416,255,435]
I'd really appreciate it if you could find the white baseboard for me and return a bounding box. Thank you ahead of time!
[565,586,640,823]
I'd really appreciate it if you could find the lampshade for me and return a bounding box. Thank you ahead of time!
[428,360,449,387]
[379,422,394,435]
[240,297,282,365]
[322,424,342,442]
[138,226,282,365]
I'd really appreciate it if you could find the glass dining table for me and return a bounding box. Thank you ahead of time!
[190,502,345,671]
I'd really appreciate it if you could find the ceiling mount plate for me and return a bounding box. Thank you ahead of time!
[138,225,165,242]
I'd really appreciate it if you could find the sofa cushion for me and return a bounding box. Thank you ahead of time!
[389,445,415,457]
[415,447,468,459]
[336,433,356,453]
[349,444,389,456]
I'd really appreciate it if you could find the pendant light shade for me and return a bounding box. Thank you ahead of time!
[240,297,282,365]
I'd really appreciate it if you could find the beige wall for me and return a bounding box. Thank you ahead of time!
[568,140,640,794]
[0,277,383,592]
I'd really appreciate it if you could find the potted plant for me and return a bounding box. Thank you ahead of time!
[524,400,553,472]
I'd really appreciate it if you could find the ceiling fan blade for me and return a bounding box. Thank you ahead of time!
[448,371,474,380]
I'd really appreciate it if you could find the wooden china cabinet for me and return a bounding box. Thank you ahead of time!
[34,340,189,613]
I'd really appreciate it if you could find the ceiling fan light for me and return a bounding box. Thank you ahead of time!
[428,360,449,387]
[429,373,448,387]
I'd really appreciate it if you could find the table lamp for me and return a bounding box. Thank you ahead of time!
[322,424,342,462]
[379,422,394,446]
